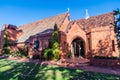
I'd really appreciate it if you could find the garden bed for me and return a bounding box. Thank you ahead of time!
[90,58,120,68]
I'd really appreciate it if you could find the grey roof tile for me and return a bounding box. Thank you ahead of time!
[17,12,68,42]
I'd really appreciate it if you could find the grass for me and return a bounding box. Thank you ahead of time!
[0,59,120,80]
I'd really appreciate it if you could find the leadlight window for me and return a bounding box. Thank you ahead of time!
[34,40,39,50]
[68,16,70,21]
[88,38,91,50]
[112,40,115,51]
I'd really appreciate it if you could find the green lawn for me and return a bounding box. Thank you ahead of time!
[0,59,120,80]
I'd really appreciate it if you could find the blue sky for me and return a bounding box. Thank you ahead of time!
[0,0,120,30]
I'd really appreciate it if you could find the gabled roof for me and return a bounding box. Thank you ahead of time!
[65,21,74,33]
[1,24,17,31]
[17,12,69,42]
[76,12,114,30]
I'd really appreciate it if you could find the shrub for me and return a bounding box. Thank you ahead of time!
[2,31,14,55]
[49,31,59,48]
[41,24,60,61]
[66,51,72,58]
[48,38,53,48]
[13,51,22,57]
[41,48,60,61]
[41,48,53,60]
[19,47,28,57]
[12,47,28,58]
[2,47,12,55]
[54,24,59,31]
[32,54,41,60]
[52,42,59,49]
[52,31,59,43]
[53,49,60,61]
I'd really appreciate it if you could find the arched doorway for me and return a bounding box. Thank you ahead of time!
[71,38,85,57]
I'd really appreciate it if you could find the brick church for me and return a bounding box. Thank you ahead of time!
[0,12,119,58]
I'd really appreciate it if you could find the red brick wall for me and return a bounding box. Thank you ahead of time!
[59,13,70,32]
[0,33,2,55]
[0,25,22,54]
[90,58,120,68]
[59,22,90,58]
[90,26,119,57]
[0,13,119,59]
[60,22,119,58]
[7,28,22,41]
[66,23,87,54]
[0,30,4,55]
[28,33,52,57]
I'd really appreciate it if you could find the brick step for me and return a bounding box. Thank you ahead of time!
[58,57,90,67]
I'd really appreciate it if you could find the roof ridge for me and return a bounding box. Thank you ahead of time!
[76,12,114,30]
[18,12,69,28]
[76,12,113,21]
[17,12,69,42]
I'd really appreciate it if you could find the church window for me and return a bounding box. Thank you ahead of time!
[68,16,70,21]
[88,38,91,50]
[34,40,39,50]
[112,40,115,51]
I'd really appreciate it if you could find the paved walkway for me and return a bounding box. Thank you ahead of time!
[46,58,120,75]
[1,56,120,75]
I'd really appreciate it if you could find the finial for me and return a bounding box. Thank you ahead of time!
[67,8,70,12]
[85,9,89,19]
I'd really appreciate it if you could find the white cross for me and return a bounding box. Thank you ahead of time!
[67,8,70,12]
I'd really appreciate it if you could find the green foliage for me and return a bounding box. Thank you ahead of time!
[41,48,53,60]
[52,31,59,42]
[13,47,28,58]
[2,30,28,57]
[0,59,120,80]
[66,51,72,58]
[52,49,60,61]
[8,41,14,46]
[49,31,59,48]
[2,47,13,55]
[42,24,60,61]
[3,31,8,47]
[113,8,120,47]
[52,42,59,49]
[54,23,59,31]
[19,47,28,57]
[48,38,53,48]
[2,31,13,54]
[2,31,14,54]
[42,48,60,61]
[13,51,22,57]
[113,8,120,16]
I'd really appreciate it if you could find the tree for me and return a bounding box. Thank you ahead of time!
[42,24,60,61]
[49,24,60,60]
[2,31,12,54]
[113,8,120,47]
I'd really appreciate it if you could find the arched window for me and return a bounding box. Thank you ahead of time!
[34,40,39,50]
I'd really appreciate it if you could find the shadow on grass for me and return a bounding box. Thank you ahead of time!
[70,71,120,80]
[0,59,43,80]
[0,59,120,80]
